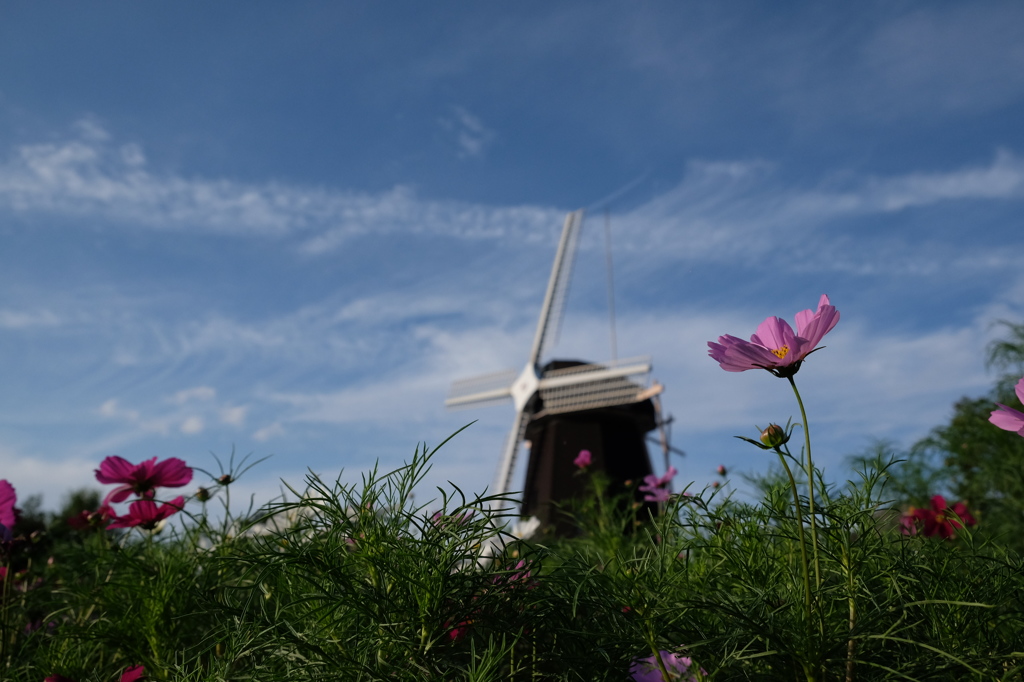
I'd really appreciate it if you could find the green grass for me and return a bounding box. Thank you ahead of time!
[3,434,1023,681]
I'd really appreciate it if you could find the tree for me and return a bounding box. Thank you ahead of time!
[902,320,1024,549]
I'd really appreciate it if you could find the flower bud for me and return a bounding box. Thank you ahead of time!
[195,487,211,502]
[716,465,727,476]
[760,424,787,448]
[218,474,234,486]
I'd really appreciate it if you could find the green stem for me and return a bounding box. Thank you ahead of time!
[843,543,856,682]
[644,630,672,682]
[787,375,821,588]
[775,451,813,631]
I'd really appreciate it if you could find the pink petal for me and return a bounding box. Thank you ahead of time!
[990,404,1024,433]
[103,485,135,505]
[793,304,818,336]
[0,480,15,529]
[120,665,146,682]
[161,496,185,514]
[708,336,780,371]
[151,458,193,488]
[95,455,136,484]
[797,302,839,350]
[750,316,797,354]
[1014,377,1024,407]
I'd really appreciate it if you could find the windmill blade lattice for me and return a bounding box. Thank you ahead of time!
[492,408,532,499]
[527,210,584,368]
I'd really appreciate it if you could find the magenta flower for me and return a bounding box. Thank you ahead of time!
[640,466,677,503]
[492,559,538,591]
[573,449,592,469]
[901,495,976,539]
[0,480,16,536]
[708,294,839,378]
[67,505,115,531]
[108,497,185,531]
[989,376,1024,436]
[445,617,473,643]
[95,456,193,504]
[630,650,704,681]
[120,666,146,682]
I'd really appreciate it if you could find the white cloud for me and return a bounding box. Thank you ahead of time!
[3,122,1022,273]
[253,422,285,442]
[614,151,1024,274]
[0,309,60,329]
[0,444,98,506]
[180,416,205,435]
[220,406,247,427]
[172,386,216,404]
[0,122,560,251]
[98,398,139,422]
[440,106,496,158]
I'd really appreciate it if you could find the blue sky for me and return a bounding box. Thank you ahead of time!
[2,2,1024,511]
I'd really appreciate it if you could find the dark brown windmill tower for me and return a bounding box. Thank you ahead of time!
[445,210,672,533]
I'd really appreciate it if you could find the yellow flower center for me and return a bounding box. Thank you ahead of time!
[771,345,790,359]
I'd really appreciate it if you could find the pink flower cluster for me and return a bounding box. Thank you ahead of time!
[990,376,1024,436]
[573,449,592,469]
[74,456,192,531]
[492,559,536,590]
[630,650,704,682]
[901,495,976,539]
[639,467,677,503]
[0,479,17,542]
[708,294,839,378]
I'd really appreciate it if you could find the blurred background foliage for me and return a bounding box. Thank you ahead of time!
[851,319,1024,553]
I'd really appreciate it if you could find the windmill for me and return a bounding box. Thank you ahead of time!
[446,210,672,533]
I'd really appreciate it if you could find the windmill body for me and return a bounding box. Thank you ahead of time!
[446,210,666,530]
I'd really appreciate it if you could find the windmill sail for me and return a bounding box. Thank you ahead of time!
[528,210,583,367]
[444,208,669,528]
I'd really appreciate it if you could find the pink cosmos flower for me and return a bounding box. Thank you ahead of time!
[573,449,592,469]
[492,559,536,589]
[0,480,16,536]
[989,376,1024,436]
[639,466,677,503]
[95,456,193,504]
[120,666,146,682]
[67,505,116,531]
[445,617,473,643]
[708,294,839,378]
[901,495,976,539]
[630,650,705,681]
[108,497,185,531]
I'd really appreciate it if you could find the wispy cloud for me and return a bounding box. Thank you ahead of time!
[172,386,216,404]
[0,121,560,251]
[0,308,61,329]
[616,151,1024,273]
[3,123,1022,272]
[439,106,496,158]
